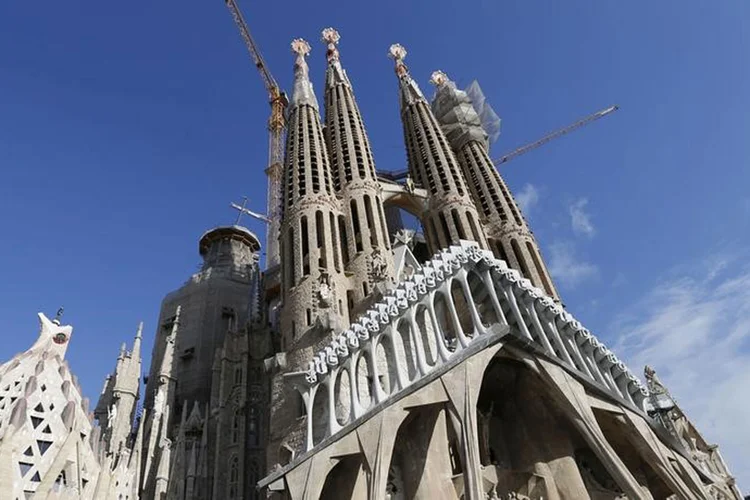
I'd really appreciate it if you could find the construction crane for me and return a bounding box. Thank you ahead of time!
[224,0,288,268]
[492,105,618,166]
[378,105,618,182]
[231,197,271,224]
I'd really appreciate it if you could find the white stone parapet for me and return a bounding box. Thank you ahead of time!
[286,241,649,453]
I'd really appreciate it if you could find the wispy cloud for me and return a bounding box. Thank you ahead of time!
[547,241,598,289]
[515,184,539,217]
[569,198,595,237]
[610,255,750,488]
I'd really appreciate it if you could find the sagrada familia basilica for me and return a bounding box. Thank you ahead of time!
[0,27,744,500]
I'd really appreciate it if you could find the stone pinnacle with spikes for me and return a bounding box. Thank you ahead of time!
[291,38,311,57]
[321,27,340,62]
[389,43,408,77]
[430,70,448,87]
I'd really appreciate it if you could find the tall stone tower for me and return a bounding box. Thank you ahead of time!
[139,225,265,500]
[143,225,260,415]
[278,38,349,357]
[430,71,559,300]
[389,44,489,253]
[94,323,142,457]
[322,28,394,314]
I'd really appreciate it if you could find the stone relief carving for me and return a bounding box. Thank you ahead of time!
[107,403,117,427]
[370,248,389,282]
[644,365,668,395]
[317,273,332,308]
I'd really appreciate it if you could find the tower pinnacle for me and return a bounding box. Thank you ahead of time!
[388,43,408,77]
[430,70,448,87]
[291,38,318,109]
[321,28,340,62]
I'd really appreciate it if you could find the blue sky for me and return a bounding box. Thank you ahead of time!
[1,0,749,488]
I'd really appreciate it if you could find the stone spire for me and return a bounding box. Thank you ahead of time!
[98,322,143,456]
[390,44,488,253]
[430,70,559,300]
[291,38,318,110]
[141,307,180,498]
[322,28,394,311]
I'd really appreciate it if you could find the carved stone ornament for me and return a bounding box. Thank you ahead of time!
[107,403,117,428]
[318,273,332,308]
[370,249,388,282]
[404,175,415,193]
[644,365,668,395]
[394,229,415,247]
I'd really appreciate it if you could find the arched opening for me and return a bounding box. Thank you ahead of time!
[415,305,439,367]
[316,210,327,270]
[350,199,363,252]
[438,211,452,246]
[248,405,259,447]
[467,270,499,328]
[338,214,350,266]
[286,227,296,288]
[364,194,378,248]
[396,320,419,382]
[434,292,457,352]
[475,356,628,499]
[450,278,474,336]
[228,454,239,499]
[356,354,372,411]
[319,455,368,500]
[301,216,310,277]
[231,408,241,445]
[451,208,467,240]
[528,241,554,297]
[592,408,675,497]
[375,335,399,395]
[330,212,341,272]
[467,210,482,244]
[377,197,391,250]
[510,239,531,280]
[386,405,458,499]
[312,384,330,446]
[334,367,352,426]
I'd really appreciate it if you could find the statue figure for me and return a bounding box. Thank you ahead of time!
[404,175,415,194]
[107,403,118,428]
[318,274,332,308]
[154,388,165,416]
[644,365,669,395]
[371,249,388,282]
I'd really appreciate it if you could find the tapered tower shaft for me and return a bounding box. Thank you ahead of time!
[279,38,348,355]
[431,72,559,300]
[390,45,488,253]
[322,28,394,312]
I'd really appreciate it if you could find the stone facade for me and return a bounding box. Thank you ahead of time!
[0,313,143,500]
[2,27,744,500]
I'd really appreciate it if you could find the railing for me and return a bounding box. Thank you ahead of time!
[289,241,649,452]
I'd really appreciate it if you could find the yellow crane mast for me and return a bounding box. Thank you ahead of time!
[224,0,288,268]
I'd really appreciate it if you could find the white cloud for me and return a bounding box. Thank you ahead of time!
[515,184,539,217]
[569,198,595,237]
[547,241,598,288]
[610,257,750,489]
